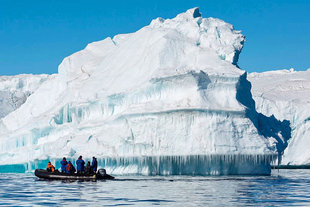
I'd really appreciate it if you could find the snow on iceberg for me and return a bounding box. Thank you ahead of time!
[0,8,285,174]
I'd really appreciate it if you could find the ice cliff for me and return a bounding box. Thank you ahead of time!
[0,8,285,175]
[249,69,310,165]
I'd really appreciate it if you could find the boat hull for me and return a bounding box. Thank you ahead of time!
[34,169,114,180]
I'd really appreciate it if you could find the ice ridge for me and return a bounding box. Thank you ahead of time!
[249,69,310,165]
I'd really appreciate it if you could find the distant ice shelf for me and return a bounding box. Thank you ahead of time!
[0,74,51,118]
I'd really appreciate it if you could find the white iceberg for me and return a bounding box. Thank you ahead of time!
[0,8,285,175]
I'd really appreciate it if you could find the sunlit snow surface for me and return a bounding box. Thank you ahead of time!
[0,8,291,174]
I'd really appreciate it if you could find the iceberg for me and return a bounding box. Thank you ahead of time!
[0,8,286,175]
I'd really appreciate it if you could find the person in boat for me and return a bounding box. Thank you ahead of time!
[76,155,85,174]
[60,157,68,173]
[66,161,76,174]
[46,161,55,172]
[85,161,92,175]
[91,156,98,173]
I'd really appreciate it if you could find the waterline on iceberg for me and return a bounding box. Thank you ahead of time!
[0,154,276,175]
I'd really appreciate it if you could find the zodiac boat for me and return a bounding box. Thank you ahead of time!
[35,168,114,180]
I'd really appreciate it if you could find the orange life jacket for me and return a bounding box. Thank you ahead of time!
[66,163,72,172]
[46,163,55,172]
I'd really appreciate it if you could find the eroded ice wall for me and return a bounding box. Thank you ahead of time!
[0,155,275,175]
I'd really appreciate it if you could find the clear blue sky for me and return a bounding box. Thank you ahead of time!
[0,0,309,75]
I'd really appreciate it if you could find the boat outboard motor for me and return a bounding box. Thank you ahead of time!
[98,169,107,176]
[96,168,115,179]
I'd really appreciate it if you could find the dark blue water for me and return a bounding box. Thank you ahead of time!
[0,169,309,206]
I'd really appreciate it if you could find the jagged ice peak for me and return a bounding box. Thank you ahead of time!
[58,7,245,83]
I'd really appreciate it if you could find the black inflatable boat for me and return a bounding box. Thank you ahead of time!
[35,169,114,180]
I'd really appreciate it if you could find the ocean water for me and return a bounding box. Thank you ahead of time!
[0,169,309,206]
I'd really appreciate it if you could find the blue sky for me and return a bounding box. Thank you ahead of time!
[0,0,309,75]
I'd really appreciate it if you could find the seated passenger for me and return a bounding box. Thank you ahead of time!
[60,157,68,173]
[71,162,76,174]
[46,161,55,172]
[85,161,92,175]
[66,161,76,174]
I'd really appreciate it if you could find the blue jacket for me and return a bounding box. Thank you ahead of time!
[60,160,68,172]
[91,158,98,172]
[76,159,85,171]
